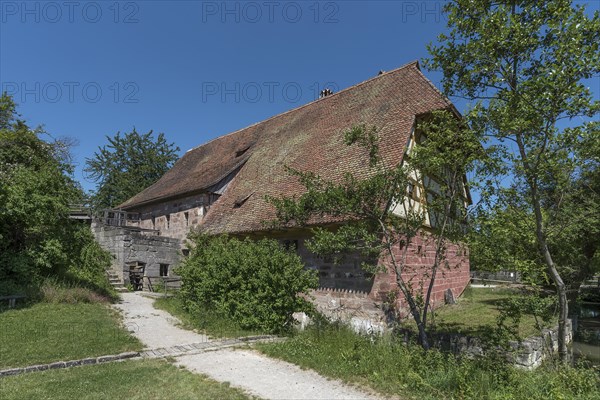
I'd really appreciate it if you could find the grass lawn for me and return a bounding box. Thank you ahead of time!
[154,296,265,338]
[418,286,556,338]
[0,303,142,369]
[0,359,252,400]
[257,324,600,400]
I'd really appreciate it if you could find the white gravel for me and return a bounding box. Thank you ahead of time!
[176,349,378,400]
[113,292,210,349]
[114,292,381,400]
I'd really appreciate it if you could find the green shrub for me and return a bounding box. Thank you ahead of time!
[176,234,318,333]
[65,227,116,299]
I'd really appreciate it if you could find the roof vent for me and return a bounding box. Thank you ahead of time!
[378,70,385,75]
[234,192,254,208]
[235,145,251,158]
[319,88,334,98]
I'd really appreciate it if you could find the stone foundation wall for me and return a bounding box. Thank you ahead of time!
[310,288,387,334]
[92,222,181,285]
[508,321,573,369]
[289,230,470,331]
[296,238,374,292]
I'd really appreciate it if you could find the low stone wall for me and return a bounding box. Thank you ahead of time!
[507,321,573,369]
[471,270,521,283]
[298,299,573,370]
[310,288,387,334]
[398,320,573,369]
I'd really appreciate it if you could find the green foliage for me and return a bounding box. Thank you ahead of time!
[84,128,179,209]
[548,139,600,292]
[469,164,600,288]
[495,290,557,347]
[0,94,114,298]
[176,234,318,333]
[65,226,116,298]
[468,200,546,283]
[426,0,600,360]
[259,322,600,399]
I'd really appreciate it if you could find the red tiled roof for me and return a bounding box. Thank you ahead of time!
[120,61,453,234]
[118,126,257,209]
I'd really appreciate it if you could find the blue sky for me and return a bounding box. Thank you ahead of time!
[1,1,598,193]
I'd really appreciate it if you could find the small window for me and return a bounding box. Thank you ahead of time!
[152,215,156,229]
[182,249,190,257]
[184,212,189,226]
[407,182,415,200]
[159,264,169,277]
[282,240,298,251]
[165,215,170,229]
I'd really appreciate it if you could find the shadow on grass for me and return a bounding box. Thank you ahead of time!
[153,295,269,339]
[431,321,499,338]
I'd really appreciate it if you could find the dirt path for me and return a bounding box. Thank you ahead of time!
[114,292,380,400]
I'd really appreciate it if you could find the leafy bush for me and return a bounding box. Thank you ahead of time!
[65,226,116,299]
[176,234,318,333]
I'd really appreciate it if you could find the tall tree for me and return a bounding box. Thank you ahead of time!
[85,129,179,209]
[268,111,480,349]
[426,0,600,361]
[0,93,103,293]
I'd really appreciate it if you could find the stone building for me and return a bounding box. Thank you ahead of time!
[114,61,471,329]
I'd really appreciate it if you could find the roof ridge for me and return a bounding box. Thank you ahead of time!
[412,62,463,118]
[185,60,421,153]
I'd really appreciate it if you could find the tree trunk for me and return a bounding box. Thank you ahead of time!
[399,279,430,350]
[383,226,430,350]
[540,240,570,362]
[516,133,569,363]
[393,269,430,350]
[532,184,570,362]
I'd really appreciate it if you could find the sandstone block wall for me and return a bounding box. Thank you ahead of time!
[288,231,470,329]
[125,193,216,243]
[92,222,181,285]
[373,233,471,317]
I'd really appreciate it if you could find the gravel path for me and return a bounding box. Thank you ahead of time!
[114,292,380,400]
[176,349,377,400]
[113,292,209,348]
